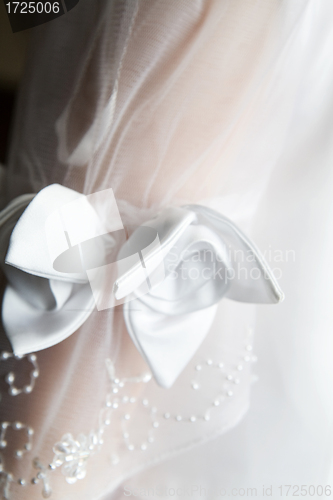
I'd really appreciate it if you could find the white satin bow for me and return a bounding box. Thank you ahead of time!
[0,185,283,388]
[116,205,283,387]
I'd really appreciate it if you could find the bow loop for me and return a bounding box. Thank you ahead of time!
[117,205,283,387]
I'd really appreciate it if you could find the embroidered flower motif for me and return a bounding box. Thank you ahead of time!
[51,432,97,484]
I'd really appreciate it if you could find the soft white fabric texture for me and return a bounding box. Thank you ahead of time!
[120,205,283,387]
[2,185,94,355]
[1,0,333,499]
[1,184,282,387]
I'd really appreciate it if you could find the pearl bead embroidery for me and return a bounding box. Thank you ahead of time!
[0,327,257,498]
[0,421,34,459]
[32,458,52,498]
[1,352,39,397]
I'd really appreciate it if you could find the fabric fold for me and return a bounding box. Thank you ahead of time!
[116,205,284,387]
[0,185,283,385]
[2,185,96,355]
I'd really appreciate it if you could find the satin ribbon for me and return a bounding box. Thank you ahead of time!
[0,184,283,387]
[116,205,283,387]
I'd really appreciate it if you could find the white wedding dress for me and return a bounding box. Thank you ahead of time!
[1,1,333,499]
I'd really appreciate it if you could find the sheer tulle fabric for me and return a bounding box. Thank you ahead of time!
[1,0,333,498]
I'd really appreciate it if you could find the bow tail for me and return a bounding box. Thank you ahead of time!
[123,300,218,388]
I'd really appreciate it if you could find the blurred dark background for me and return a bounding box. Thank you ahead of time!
[0,0,30,164]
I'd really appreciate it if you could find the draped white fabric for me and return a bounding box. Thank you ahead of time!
[1,184,282,384]
[1,0,333,498]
